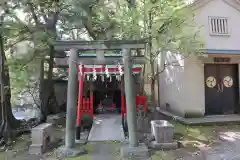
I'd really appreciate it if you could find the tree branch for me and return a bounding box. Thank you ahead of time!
[152,54,189,81]
[27,2,41,26]
[82,17,97,40]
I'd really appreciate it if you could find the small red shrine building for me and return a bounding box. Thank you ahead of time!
[63,53,147,127]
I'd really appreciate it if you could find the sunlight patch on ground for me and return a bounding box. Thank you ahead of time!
[171,121,218,151]
[219,131,240,142]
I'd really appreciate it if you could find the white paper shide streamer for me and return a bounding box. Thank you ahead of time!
[92,65,97,81]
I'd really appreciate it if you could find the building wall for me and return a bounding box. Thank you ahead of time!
[194,0,240,50]
[159,53,205,117]
[159,52,186,117]
[184,56,205,117]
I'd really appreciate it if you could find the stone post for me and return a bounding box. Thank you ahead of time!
[65,48,78,148]
[122,48,138,147]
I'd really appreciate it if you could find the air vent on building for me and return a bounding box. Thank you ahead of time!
[209,17,229,35]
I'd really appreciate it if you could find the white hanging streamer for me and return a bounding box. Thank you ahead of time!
[109,76,112,82]
[105,65,110,78]
[79,64,82,75]
[117,62,123,81]
[101,65,105,82]
[93,65,97,81]
[101,75,104,82]
[118,63,123,76]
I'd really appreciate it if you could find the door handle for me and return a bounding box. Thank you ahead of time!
[220,83,224,92]
[217,84,220,92]
[217,83,224,92]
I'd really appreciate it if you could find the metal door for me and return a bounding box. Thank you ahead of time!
[204,64,238,115]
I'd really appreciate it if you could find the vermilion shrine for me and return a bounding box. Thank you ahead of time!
[53,40,149,158]
[65,54,147,137]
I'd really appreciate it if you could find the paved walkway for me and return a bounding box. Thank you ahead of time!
[90,142,122,160]
[88,114,125,142]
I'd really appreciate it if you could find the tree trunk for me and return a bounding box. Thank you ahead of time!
[39,60,48,122]
[39,43,59,122]
[140,64,146,95]
[46,44,59,114]
[150,61,156,107]
[0,28,21,143]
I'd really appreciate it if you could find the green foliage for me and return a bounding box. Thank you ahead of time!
[1,0,203,105]
[114,0,203,57]
[81,114,93,128]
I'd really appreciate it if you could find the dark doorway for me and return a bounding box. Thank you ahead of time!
[204,64,239,115]
[113,90,121,113]
[93,89,121,114]
[92,75,122,114]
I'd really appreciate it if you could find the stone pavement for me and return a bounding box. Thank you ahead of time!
[88,114,125,142]
[90,142,122,160]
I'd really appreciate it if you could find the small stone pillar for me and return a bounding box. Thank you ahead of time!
[150,120,178,149]
[29,123,55,155]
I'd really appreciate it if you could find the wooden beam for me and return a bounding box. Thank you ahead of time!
[54,56,146,67]
[53,40,146,51]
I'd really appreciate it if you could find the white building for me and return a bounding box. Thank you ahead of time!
[159,0,240,117]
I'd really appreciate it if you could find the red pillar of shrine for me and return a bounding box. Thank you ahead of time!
[76,64,84,140]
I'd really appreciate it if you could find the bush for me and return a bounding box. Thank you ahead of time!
[81,114,93,129]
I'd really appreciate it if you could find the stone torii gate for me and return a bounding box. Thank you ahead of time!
[53,40,149,158]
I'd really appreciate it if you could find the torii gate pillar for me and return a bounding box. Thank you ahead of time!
[120,49,149,159]
[122,48,138,147]
[55,48,85,157]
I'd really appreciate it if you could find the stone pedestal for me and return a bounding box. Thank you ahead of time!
[120,143,149,159]
[29,123,56,155]
[151,120,174,143]
[150,120,178,150]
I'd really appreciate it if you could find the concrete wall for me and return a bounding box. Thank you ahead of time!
[159,52,186,117]
[194,0,240,50]
[159,53,205,117]
[184,56,205,117]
